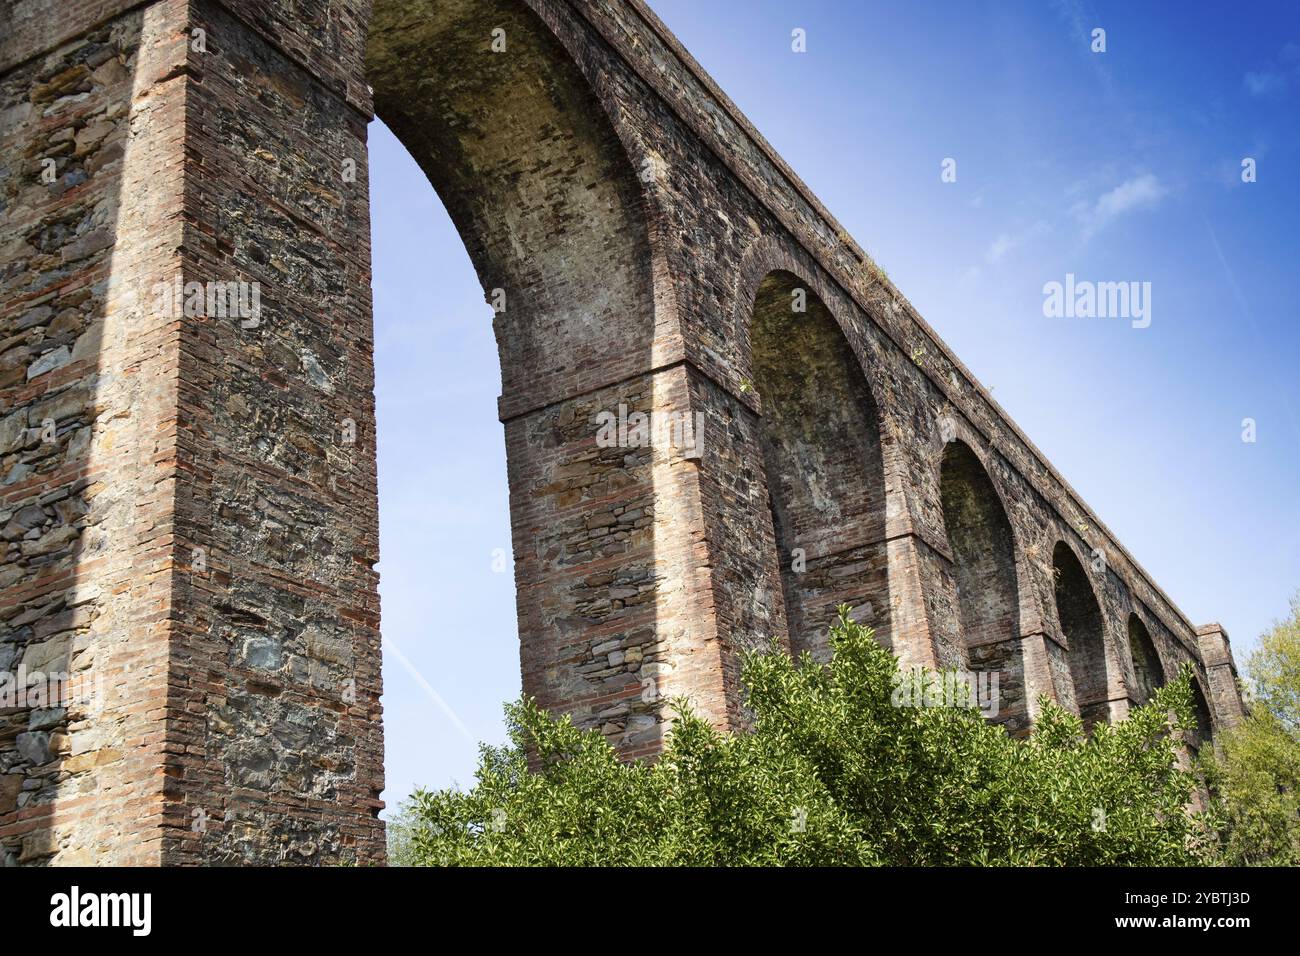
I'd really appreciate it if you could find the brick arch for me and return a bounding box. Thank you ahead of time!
[938,439,1026,732]
[931,414,1053,642]
[361,0,705,768]
[1051,540,1117,730]
[748,268,889,660]
[730,235,854,395]
[367,0,663,416]
[1126,612,1166,705]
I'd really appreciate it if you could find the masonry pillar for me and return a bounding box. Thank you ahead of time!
[1197,623,1245,730]
[2,0,194,867]
[2,0,388,866]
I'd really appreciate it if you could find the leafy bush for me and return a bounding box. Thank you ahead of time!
[1203,593,1300,865]
[397,608,1215,866]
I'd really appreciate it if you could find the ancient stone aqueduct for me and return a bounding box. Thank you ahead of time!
[1,0,1245,866]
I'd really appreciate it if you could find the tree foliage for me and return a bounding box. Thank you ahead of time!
[1203,592,1300,865]
[395,608,1215,866]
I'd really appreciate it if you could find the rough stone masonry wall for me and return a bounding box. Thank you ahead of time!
[3,0,387,865]
[157,0,386,866]
[1,0,1244,866]
[1,0,189,865]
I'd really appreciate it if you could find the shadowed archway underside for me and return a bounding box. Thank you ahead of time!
[1127,613,1165,706]
[367,0,657,416]
[939,441,1026,735]
[1053,541,1112,731]
[751,271,888,662]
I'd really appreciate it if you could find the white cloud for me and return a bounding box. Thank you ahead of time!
[1071,174,1166,241]
[1244,70,1287,97]
[986,234,1016,264]
[983,220,1049,264]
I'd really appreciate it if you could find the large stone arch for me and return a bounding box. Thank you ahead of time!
[0,0,723,868]
[938,440,1025,732]
[1051,541,1116,730]
[1126,612,1166,706]
[748,268,889,661]
[367,0,660,415]
[362,0,725,766]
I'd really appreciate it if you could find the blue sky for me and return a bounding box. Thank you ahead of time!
[370,0,1300,809]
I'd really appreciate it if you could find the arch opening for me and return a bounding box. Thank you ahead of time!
[751,271,889,661]
[939,441,1025,732]
[367,0,657,414]
[1126,613,1165,706]
[1052,541,1111,730]
[364,0,667,775]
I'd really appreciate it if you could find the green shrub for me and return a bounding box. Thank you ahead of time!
[1202,593,1300,865]
[398,608,1214,866]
